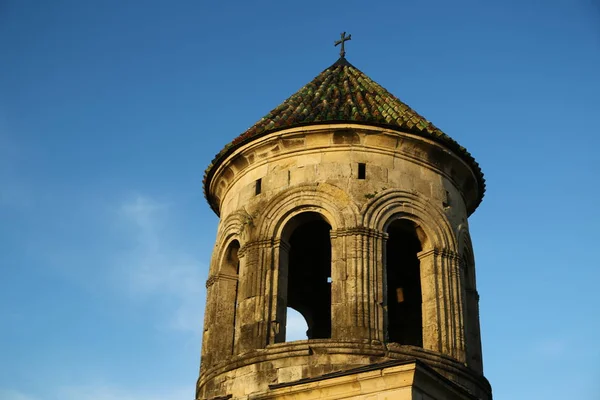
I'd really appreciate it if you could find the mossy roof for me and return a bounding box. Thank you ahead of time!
[204,57,485,213]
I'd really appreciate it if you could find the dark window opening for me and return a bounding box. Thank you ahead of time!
[385,220,423,346]
[463,256,472,287]
[255,178,262,195]
[222,240,240,354]
[224,242,240,275]
[287,215,332,340]
[442,190,450,208]
[358,163,366,179]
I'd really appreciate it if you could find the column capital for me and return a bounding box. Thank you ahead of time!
[417,248,460,260]
[205,272,238,288]
[238,238,276,257]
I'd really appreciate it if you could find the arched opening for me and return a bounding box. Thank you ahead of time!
[282,212,332,340]
[462,254,475,292]
[385,220,423,346]
[222,240,240,275]
[221,240,240,354]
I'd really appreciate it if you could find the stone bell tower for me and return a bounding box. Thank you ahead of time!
[198,34,491,400]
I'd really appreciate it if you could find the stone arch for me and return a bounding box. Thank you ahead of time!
[457,224,477,295]
[215,209,252,244]
[259,184,359,240]
[219,239,241,275]
[255,184,359,344]
[202,236,242,365]
[457,225,475,274]
[202,211,251,369]
[361,189,459,354]
[361,189,456,251]
[384,219,425,346]
[209,209,251,276]
[281,211,333,340]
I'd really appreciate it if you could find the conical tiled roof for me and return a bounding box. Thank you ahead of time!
[204,57,485,211]
[238,58,446,142]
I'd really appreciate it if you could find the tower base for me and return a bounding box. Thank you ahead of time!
[198,341,490,400]
[204,360,480,400]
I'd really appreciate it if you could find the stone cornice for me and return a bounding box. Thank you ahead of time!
[205,124,483,217]
[198,340,492,398]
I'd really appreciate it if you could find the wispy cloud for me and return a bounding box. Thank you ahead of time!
[533,337,567,358]
[116,194,206,334]
[0,389,39,400]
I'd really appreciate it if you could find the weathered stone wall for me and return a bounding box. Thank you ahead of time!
[199,124,488,399]
[254,360,478,400]
[198,341,491,400]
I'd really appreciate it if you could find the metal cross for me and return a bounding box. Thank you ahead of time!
[334,32,352,58]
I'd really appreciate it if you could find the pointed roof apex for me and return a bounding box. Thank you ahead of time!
[331,56,354,67]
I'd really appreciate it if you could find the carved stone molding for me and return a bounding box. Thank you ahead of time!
[418,248,460,261]
[238,238,275,257]
[205,272,238,288]
[331,226,387,239]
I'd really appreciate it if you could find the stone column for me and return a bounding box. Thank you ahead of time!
[447,250,466,362]
[200,275,217,370]
[330,227,385,342]
[465,286,483,372]
[419,249,466,361]
[234,239,272,354]
[201,271,238,368]
[461,256,484,373]
[267,239,290,344]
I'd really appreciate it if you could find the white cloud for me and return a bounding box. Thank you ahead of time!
[534,338,567,358]
[0,389,39,400]
[116,194,206,335]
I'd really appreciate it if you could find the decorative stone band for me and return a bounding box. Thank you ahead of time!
[204,123,484,217]
[197,340,492,400]
[418,248,460,261]
[273,239,291,253]
[330,226,387,239]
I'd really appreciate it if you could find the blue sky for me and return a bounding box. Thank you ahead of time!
[1,1,599,399]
